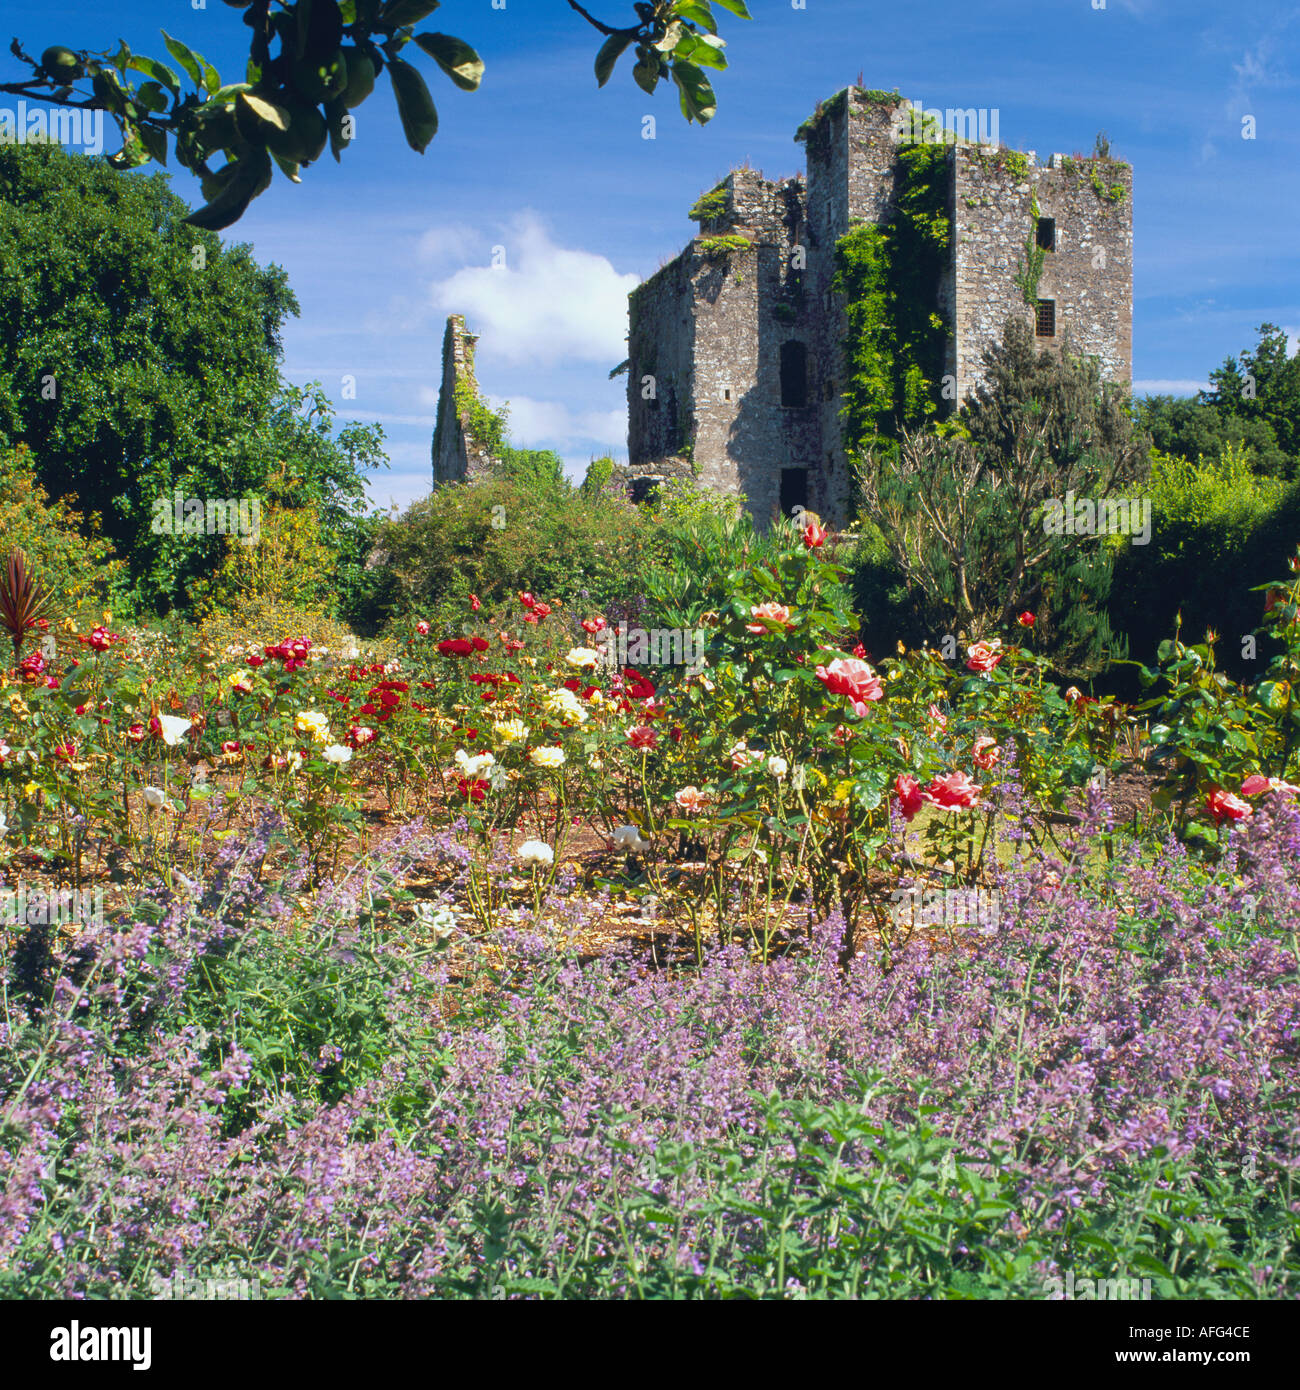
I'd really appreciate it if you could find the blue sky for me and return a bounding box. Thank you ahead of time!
[4,0,1299,509]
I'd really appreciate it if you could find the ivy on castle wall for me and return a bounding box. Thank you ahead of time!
[833,141,951,461]
[1014,192,1048,308]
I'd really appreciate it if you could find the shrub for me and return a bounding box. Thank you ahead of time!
[1110,445,1300,678]
[0,445,128,619]
[368,474,662,631]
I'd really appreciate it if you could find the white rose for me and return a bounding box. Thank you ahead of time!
[518,839,555,867]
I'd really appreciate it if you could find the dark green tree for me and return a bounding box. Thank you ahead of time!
[1204,323,1300,466]
[856,320,1148,677]
[0,141,382,610]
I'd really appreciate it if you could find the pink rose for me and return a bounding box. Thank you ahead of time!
[972,736,1001,770]
[925,771,983,810]
[965,641,1003,674]
[675,785,707,813]
[746,602,794,634]
[816,657,883,710]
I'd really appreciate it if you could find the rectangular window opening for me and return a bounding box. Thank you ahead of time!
[1036,217,1056,251]
[1035,299,1056,338]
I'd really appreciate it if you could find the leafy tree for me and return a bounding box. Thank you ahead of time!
[0,444,127,618]
[855,320,1148,676]
[1203,323,1300,467]
[1137,396,1290,480]
[2,0,749,229]
[0,142,383,611]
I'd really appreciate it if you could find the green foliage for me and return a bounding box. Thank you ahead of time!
[687,181,729,222]
[856,321,1148,677]
[1139,395,1292,481]
[0,445,128,621]
[581,456,616,497]
[0,2,751,227]
[452,376,509,459]
[697,232,752,258]
[1204,323,1300,466]
[1110,446,1300,680]
[834,143,950,464]
[1128,551,1300,830]
[364,474,661,632]
[0,145,383,614]
[1014,193,1047,308]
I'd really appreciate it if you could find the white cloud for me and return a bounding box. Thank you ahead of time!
[1132,379,1209,396]
[505,397,627,451]
[417,223,481,264]
[427,212,637,367]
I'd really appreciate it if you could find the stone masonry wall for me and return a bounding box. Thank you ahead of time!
[952,152,1133,401]
[431,314,497,486]
[627,250,696,469]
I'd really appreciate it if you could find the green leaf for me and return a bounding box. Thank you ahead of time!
[381,0,442,24]
[126,54,180,95]
[270,151,303,183]
[209,83,254,105]
[238,92,291,132]
[134,81,170,115]
[184,151,273,230]
[632,50,661,95]
[671,60,716,124]
[712,0,752,16]
[388,57,438,151]
[676,34,727,70]
[594,32,635,88]
[136,122,168,165]
[159,30,203,88]
[654,21,685,53]
[672,3,718,34]
[412,33,485,91]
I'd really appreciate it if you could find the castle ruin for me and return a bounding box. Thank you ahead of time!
[625,88,1132,526]
[433,88,1133,527]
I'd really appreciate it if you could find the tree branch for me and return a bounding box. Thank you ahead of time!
[565,1,627,37]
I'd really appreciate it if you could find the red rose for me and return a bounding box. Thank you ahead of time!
[470,594,482,611]
[437,638,474,658]
[1017,612,1036,628]
[802,521,827,549]
[627,724,658,750]
[416,621,431,636]
[457,777,488,803]
[1206,788,1252,823]
[895,774,927,822]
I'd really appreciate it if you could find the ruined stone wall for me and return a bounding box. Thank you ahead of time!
[952,152,1133,401]
[624,88,1133,529]
[798,91,907,525]
[431,314,497,486]
[627,250,695,468]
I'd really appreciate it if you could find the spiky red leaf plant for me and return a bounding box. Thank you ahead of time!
[0,549,53,666]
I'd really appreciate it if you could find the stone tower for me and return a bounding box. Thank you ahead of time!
[431,314,498,486]
[625,87,1133,528]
